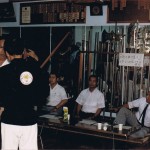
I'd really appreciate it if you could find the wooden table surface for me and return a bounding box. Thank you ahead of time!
[38,115,150,145]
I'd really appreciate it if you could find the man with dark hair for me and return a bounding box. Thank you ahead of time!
[0,38,49,149]
[42,71,68,116]
[76,75,105,120]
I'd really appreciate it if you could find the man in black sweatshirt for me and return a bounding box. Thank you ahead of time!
[0,38,49,150]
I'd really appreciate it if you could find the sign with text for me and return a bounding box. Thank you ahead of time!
[21,6,31,24]
[119,53,144,67]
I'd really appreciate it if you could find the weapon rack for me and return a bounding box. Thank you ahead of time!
[20,2,86,24]
[78,26,150,110]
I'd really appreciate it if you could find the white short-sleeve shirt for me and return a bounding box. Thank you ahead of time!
[128,97,150,127]
[46,83,68,106]
[76,88,105,113]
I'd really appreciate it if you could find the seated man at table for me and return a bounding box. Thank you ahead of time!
[76,75,105,120]
[42,72,68,116]
[113,91,150,139]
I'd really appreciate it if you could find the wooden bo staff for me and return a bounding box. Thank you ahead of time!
[40,32,70,68]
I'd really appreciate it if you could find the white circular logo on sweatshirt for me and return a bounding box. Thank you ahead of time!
[20,71,33,85]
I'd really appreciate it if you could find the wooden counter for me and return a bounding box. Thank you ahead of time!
[38,114,150,145]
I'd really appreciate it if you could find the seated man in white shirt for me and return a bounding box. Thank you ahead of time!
[43,72,68,116]
[76,75,105,120]
[113,91,150,138]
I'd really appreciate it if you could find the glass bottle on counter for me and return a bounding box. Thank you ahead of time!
[63,106,68,122]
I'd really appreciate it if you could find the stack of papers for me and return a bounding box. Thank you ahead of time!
[40,114,61,120]
[79,119,97,125]
[113,125,132,130]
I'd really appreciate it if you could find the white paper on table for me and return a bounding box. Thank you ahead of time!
[113,125,132,130]
[40,114,61,120]
[79,119,97,125]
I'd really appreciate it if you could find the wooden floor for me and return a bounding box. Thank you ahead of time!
[38,127,150,150]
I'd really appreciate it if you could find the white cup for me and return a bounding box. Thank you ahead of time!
[98,123,102,130]
[103,123,108,131]
[119,124,123,131]
[103,126,107,131]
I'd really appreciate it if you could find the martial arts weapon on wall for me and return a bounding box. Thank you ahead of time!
[100,28,115,116]
[40,32,70,68]
[83,29,90,88]
[126,21,138,100]
[79,27,93,91]
[78,27,87,93]
[110,27,124,108]
[127,22,136,49]
[93,32,97,75]
[104,41,110,106]
[111,43,118,107]
[133,22,139,99]
[126,22,136,102]
[97,41,104,92]
[121,26,126,104]
[93,32,99,75]
[78,42,84,93]
[85,28,91,88]
[88,27,93,78]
